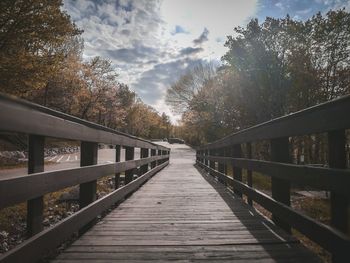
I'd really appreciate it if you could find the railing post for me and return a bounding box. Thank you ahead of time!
[157,149,162,165]
[162,150,166,163]
[79,142,98,208]
[328,129,348,262]
[224,147,229,175]
[204,149,208,166]
[270,137,291,234]
[209,148,215,177]
[115,145,121,189]
[218,148,225,184]
[218,148,225,173]
[125,146,135,184]
[232,144,242,198]
[140,148,149,175]
[246,142,253,206]
[79,141,98,234]
[151,149,156,168]
[27,135,45,237]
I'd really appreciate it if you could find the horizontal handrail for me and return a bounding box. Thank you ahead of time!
[0,161,169,263]
[198,155,350,196]
[0,155,169,209]
[198,95,350,150]
[0,93,171,261]
[197,163,350,257]
[196,95,350,261]
[0,93,168,150]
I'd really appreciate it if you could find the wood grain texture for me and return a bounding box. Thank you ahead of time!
[27,135,45,237]
[53,144,320,263]
[0,162,168,263]
[198,162,350,258]
[0,94,168,151]
[201,155,350,196]
[0,155,169,209]
[197,95,350,150]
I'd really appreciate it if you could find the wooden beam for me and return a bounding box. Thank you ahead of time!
[232,144,242,198]
[209,149,216,178]
[246,142,253,206]
[150,149,157,169]
[0,94,169,151]
[270,137,291,234]
[140,148,149,175]
[79,141,98,234]
[197,164,350,258]
[197,95,350,150]
[125,146,135,184]
[204,149,209,166]
[0,162,169,263]
[328,129,348,263]
[157,150,162,166]
[115,145,121,189]
[200,155,350,196]
[0,155,169,209]
[27,135,44,237]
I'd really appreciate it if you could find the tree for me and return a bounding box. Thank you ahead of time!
[166,62,217,114]
[167,10,350,146]
[0,0,81,97]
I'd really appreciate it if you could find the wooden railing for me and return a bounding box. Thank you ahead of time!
[0,94,170,263]
[196,95,350,262]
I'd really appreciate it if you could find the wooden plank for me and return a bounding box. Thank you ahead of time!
[0,94,169,151]
[198,94,350,150]
[204,149,209,166]
[55,244,321,263]
[50,144,319,263]
[197,163,350,257]
[79,142,98,234]
[27,135,45,237]
[115,145,121,189]
[79,142,98,208]
[125,147,135,184]
[0,162,169,263]
[157,150,162,166]
[270,137,291,234]
[0,155,169,209]
[218,148,225,184]
[209,149,216,178]
[140,148,149,175]
[232,144,242,197]
[150,149,156,169]
[201,155,350,196]
[246,142,253,206]
[328,129,349,263]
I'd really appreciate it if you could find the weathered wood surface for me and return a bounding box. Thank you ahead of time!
[52,144,320,262]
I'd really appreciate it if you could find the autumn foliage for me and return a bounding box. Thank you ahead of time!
[0,0,171,140]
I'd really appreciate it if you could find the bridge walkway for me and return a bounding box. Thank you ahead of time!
[52,144,320,263]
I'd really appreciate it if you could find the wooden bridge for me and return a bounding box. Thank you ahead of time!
[0,94,350,262]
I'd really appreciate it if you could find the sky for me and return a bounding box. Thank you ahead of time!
[63,0,350,123]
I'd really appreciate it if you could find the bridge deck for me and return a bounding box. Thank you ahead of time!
[52,144,320,263]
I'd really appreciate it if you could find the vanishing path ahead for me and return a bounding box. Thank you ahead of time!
[52,143,319,262]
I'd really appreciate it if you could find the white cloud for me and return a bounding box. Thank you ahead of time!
[63,0,258,123]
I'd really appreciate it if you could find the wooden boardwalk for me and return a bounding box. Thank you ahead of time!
[52,144,320,263]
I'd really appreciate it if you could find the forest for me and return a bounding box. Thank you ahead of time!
[167,9,350,164]
[1,0,349,163]
[0,0,171,141]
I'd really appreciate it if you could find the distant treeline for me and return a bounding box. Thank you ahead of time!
[167,9,350,165]
[0,0,172,141]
